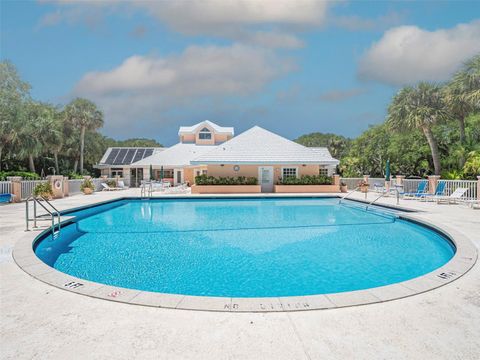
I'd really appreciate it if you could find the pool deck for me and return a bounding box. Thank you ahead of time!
[1,189,480,359]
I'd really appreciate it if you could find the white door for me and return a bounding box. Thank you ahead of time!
[174,169,184,185]
[258,166,274,192]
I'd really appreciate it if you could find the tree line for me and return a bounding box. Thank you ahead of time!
[296,55,480,179]
[0,61,162,177]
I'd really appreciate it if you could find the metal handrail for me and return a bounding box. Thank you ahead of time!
[338,186,360,204]
[366,187,401,210]
[25,196,61,238]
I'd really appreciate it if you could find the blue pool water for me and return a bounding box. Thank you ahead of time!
[34,198,454,297]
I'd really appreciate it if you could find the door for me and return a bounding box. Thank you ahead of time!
[258,166,274,192]
[174,169,184,185]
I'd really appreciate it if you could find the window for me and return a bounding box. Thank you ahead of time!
[202,170,208,175]
[319,167,329,176]
[282,167,297,179]
[111,168,123,177]
[198,127,212,140]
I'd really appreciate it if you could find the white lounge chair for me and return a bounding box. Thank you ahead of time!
[101,183,121,191]
[117,180,129,189]
[435,188,468,204]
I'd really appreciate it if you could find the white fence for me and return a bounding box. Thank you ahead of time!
[20,180,48,200]
[0,181,12,194]
[403,179,428,193]
[443,180,477,200]
[68,179,84,195]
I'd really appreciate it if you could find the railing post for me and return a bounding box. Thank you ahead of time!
[396,175,405,186]
[25,200,29,231]
[428,175,440,194]
[11,178,22,203]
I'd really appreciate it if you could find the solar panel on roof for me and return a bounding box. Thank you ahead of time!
[104,148,119,164]
[144,149,153,158]
[133,149,145,163]
[123,149,136,164]
[112,149,128,165]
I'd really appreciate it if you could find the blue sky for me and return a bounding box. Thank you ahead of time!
[1,1,479,146]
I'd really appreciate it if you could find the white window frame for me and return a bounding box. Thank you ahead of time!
[281,167,298,179]
[198,127,212,140]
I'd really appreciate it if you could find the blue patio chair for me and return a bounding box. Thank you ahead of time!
[402,180,428,199]
[418,181,446,201]
[0,194,13,204]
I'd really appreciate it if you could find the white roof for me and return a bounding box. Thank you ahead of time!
[192,126,339,165]
[178,120,234,135]
[131,143,217,167]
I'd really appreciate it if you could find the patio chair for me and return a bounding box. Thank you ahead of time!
[461,199,480,209]
[101,183,120,191]
[117,180,129,190]
[418,181,446,201]
[0,193,13,204]
[401,180,428,199]
[435,187,469,204]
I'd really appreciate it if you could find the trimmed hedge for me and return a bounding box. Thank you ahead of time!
[0,171,40,180]
[279,175,333,185]
[195,175,258,185]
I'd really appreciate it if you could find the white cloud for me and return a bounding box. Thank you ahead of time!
[39,1,328,48]
[73,44,295,134]
[358,20,480,86]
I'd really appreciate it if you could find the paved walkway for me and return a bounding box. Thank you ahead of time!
[1,190,479,359]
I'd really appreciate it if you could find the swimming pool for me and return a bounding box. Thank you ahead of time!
[33,197,455,299]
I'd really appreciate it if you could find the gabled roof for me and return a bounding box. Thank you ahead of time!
[191,126,339,165]
[98,147,165,166]
[178,120,234,135]
[131,143,217,167]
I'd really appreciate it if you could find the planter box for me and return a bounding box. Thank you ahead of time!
[191,185,261,194]
[274,185,340,193]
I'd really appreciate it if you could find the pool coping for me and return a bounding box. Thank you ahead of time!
[12,196,477,313]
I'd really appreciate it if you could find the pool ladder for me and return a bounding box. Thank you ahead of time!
[140,181,153,197]
[366,187,401,210]
[338,187,359,204]
[25,195,61,239]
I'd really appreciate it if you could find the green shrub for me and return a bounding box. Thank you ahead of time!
[33,182,53,197]
[0,171,40,180]
[67,173,84,179]
[80,179,95,191]
[195,174,258,185]
[279,175,333,185]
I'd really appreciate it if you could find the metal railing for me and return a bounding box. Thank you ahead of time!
[68,179,84,194]
[0,181,12,194]
[339,187,360,203]
[25,195,61,238]
[21,180,48,200]
[442,180,477,200]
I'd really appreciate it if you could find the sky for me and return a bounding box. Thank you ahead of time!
[1,0,479,146]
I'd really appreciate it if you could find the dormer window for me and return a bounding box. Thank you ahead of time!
[199,127,212,140]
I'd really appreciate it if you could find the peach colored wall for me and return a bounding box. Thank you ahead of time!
[191,185,261,194]
[274,185,340,193]
[184,168,194,184]
[206,164,321,183]
[180,134,196,143]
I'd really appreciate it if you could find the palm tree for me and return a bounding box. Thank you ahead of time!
[40,106,64,174]
[387,82,450,175]
[19,102,48,172]
[64,98,104,174]
[445,55,480,144]
[0,60,31,171]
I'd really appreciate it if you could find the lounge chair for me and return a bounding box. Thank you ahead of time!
[461,199,480,209]
[0,193,13,204]
[117,180,129,189]
[418,181,446,201]
[402,180,428,199]
[435,188,469,204]
[101,183,121,191]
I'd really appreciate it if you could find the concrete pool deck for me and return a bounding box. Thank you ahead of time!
[1,189,480,359]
